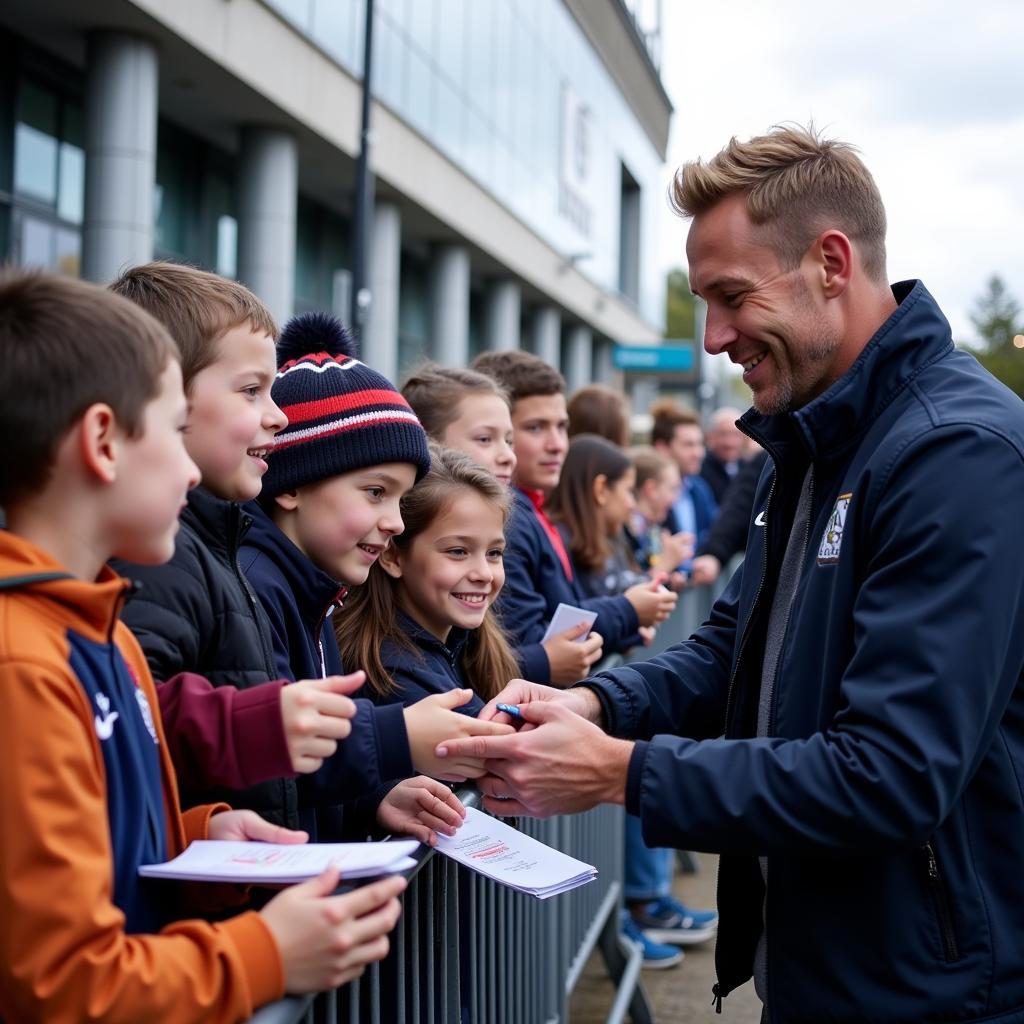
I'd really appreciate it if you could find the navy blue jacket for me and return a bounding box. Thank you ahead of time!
[497,488,640,681]
[664,472,718,552]
[239,503,413,839]
[366,610,486,715]
[586,282,1024,1023]
[116,487,299,827]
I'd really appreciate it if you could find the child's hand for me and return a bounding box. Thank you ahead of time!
[403,690,515,781]
[209,809,308,844]
[542,624,604,686]
[261,870,406,993]
[281,671,365,774]
[655,529,695,571]
[624,578,678,627]
[376,777,466,845]
[638,625,656,647]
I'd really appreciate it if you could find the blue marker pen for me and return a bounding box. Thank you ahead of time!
[496,702,522,719]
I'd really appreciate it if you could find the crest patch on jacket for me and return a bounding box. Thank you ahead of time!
[817,492,852,564]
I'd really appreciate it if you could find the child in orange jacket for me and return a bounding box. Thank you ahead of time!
[0,269,405,1024]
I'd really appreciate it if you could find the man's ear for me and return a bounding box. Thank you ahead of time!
[378,542,404,579]
[274,490,301,512]
[593,474,609,507]
[79,403,119,484]
[812,229,853,298]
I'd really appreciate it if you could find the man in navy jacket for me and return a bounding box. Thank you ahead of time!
[438,125,1024,1024]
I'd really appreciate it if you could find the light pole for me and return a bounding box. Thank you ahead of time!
[350,0,375,337]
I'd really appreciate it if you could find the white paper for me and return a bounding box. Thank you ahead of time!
[433,806,596,899]
[540,603,598,644]
[140,839,419,884]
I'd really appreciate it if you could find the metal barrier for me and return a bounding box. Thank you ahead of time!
[246,576,742,1024]
[247,794,651,1024]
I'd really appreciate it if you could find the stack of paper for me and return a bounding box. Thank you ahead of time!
[434,807,596,899]
[140,839,419,884]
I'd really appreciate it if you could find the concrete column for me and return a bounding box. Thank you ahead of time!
[363,201,401,382]
[430,243,470,367]
[531,305,561,369]
[483,278,521,351]
[83,32,158,283]
[564,323,593,395]
[594,336,615,384]
[237,127,297,324]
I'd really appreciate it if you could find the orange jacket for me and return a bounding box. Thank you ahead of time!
[0,532,284,1023]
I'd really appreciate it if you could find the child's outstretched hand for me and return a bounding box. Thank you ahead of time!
[281,671,365,774]
[624,577,678,627]
[403,690,515,781]
[376,777,466,846]
[542,623,604,686]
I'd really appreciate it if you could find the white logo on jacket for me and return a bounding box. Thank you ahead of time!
[93,692,119,740]
[818,493,852,564]
[134,688,160,745]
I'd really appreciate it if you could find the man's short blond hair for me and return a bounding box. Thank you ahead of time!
[671,124,888,282]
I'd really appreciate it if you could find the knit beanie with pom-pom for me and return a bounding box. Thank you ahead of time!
[261,311,431,497]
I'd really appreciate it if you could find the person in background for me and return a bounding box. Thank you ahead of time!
[471,350,676,686]
[700,406,746,503]
[567,383,632,448]
[628,446,694,591]
[650,400,718,565]
[402,363,517,486]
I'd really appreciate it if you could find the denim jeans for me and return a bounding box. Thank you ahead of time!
[623,812,673,902]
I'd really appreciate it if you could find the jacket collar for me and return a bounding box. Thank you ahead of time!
[181,486,250,560]
[396,608,470,666]
[241,501,347,623]
[0,531,129,643]
[741,281,954,464]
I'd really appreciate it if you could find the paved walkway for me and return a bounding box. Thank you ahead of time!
[569,852,762,1023]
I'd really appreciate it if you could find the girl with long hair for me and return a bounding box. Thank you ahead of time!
[336,445,519,714]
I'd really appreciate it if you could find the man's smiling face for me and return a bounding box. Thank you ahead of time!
[688,193,844,415]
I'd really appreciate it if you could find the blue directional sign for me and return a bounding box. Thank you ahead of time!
[613,341,695,373]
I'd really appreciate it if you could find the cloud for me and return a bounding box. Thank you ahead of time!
[658,0,1024,344]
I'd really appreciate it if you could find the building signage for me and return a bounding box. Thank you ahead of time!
[559,81,592,237]
[613,341,696,373]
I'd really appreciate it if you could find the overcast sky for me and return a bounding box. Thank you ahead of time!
[657,0,1024,344]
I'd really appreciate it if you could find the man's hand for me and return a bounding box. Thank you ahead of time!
[624,578,678,627]
[541,623,604,685]
[261,871,406,993]
[376,777,466,846]
[477,678,604,726]
[209,808,309,844]
[435,701,633,818]
[403,690,515,781]
[281,672,364,774]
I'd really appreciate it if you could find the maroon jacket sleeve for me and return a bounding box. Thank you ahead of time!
[156,673,295,790]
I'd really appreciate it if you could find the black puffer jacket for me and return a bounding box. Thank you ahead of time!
[115,486,299,828]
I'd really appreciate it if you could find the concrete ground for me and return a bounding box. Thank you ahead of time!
[568,852,762,1024]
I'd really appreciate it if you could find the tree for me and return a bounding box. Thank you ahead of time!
[665,267,695,340]
[968,275,1024,398]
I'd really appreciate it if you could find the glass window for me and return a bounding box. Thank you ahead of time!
[57,142,84,223]
[405,50,433,137]
[434,0,466,91]
[312,0,360,71]
[13,122,57,204]
[18,213,53,267]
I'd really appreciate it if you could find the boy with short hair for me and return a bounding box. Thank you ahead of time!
[470,351,677,685]
[0,269,405,1022]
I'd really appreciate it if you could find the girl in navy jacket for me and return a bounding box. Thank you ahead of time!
[337,446,520,716]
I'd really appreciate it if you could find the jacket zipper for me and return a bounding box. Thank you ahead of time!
[713,474,776,1010]
[922,841,960,962]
